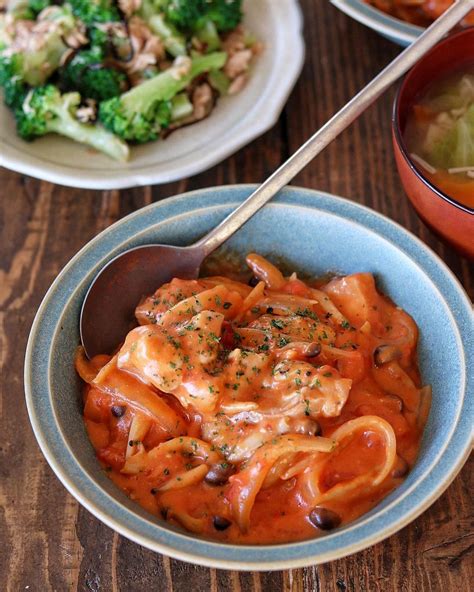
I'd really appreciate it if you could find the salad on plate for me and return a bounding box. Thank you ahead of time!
[0,0,261,161]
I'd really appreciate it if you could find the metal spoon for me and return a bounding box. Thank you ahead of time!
[81,0,473,358]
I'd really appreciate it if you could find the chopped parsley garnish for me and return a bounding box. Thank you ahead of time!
[296,307,318,321]
[304,399,311,416]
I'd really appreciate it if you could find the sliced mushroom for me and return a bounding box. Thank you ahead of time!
[391,455,409,478]
[374,345,402,367]
[204,462,235,486]
[213,516,231,531]
[309,507,341,530]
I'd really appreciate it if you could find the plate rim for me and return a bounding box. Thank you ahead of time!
[330,0,423,45]
[24,185,474,570]
[0,0,304,189]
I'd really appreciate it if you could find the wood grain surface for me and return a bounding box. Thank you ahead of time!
[1,1,472,590]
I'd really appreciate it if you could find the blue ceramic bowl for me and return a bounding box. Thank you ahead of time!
[25,186,473,570]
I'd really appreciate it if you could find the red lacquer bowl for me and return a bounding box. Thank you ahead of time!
[392,28,474,259]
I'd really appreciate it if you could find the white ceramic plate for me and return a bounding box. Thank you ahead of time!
[0,0,304,189]
[331,0,423,46]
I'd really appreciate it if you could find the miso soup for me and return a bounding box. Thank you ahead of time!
[404,64,474,209]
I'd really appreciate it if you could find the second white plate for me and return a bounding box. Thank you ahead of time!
[0,0,304,189]
[331,0,422,46]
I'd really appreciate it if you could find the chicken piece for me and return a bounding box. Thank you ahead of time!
[263,361,351,418]
[228,73,248,95]
[323,273,418,358]
[248,313,336,345]
[136,278,208,325]
[224,48,253,79]
[121,16,165,85]
[117,311,226,413]
[191,82,214,120]
[118,0,142,18]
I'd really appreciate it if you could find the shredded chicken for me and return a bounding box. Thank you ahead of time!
[76,99,97,124]
[118,0,142,18]
[221,25,260,86]
[228,73,247,95]
[191,82,214,120]
[168,82,214,130]
[222,25,247,55]
[123,16,165,85]
[96,21,129,42]
[224,48,253,79]
[2,16,34,47]
[3,7,87,55]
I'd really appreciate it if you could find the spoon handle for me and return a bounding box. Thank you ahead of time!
[193,0,473,255]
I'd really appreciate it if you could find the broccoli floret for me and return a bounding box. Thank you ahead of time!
[138,1,187,57]
[0,54,28,107]
[153,0,242,33]
[170,91,193,120]
[6,0,51,20]
[99,51,226,142]
[15,84,129,161]
[0,5,85,86]
[60,47,127,101]
[163,0,208,30]
[195,19,221,52]
[28,0,51,15]
[207,0,243,32]
[68,0,121,26]
[139,0,241,56]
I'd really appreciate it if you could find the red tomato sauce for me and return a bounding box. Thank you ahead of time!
[77,255,430,543]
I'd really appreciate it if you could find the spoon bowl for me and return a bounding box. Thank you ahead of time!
[80,244,204,358]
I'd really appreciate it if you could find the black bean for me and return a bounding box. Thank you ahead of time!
[309,507,341,530]
[213,516,231,531]
[266,307,274,314]
[205,462,235,486]
[391,456,409,478]
[111,405,126,417]
[374,345,402,367]
[150,488,159,495]
[248,276,260,287]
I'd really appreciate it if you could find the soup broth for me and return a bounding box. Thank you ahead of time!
[404,64,474,209]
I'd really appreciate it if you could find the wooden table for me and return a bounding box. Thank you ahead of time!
[1,1,472,590]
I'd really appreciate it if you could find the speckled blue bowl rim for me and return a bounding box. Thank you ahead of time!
[25,185,473,570]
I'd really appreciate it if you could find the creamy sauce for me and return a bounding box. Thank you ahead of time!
[77,255,429,543]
